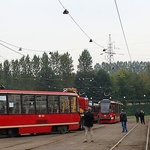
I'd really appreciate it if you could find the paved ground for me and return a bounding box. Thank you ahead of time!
[0,118,149,150]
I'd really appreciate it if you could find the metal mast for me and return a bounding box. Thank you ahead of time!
[106,34,114,64]
[101,34,116,73]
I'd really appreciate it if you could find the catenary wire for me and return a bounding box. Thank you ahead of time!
[0,42,24,56]
[58,0,104,49]
[0,1,105,56]
[0,39,49,53]
[114,0,132,61]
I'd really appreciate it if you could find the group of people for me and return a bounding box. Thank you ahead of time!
[119,108,145,134]
[135,109,145,124]
[83,107,145,143]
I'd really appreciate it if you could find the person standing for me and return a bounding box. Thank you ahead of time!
[139,109,145,124]
[120,109,128,132]
[135,110,140,123]
[83,107,94,142]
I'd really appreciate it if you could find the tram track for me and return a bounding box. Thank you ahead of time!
[145,119,150,150]
[0,119,149,150]
[0,130,87,150]
[109,119,150,150]
[24,126,104,150]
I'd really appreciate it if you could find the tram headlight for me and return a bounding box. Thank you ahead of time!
[110,115,114,120]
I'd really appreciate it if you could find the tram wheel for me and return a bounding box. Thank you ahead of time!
[58,126,68,134]
[7,128,19,137]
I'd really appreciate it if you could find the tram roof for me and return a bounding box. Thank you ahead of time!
[0,89,78,96]
[99,99,123,105]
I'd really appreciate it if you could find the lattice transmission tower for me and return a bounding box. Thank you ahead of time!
[103,34,116,65]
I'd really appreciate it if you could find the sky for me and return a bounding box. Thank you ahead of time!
[0,0,150,71]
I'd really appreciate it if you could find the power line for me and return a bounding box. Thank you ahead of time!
[0,39,49,53]
[0,42,24,56]
[114,0,132,61]
[0,55,6,60]
[58,0,104,49]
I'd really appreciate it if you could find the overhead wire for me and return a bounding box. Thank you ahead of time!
[0,39,49,53]
[0,55,6,60]
[0,42,24,56]
[58,0,104,49]
[0,1,105,59]
[0,1,132,62]
[114,0,132,61]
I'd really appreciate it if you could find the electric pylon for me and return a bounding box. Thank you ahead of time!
[103,34,115,65]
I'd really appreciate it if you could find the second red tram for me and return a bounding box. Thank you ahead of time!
[89,103,100,122]
[98,99,123,124]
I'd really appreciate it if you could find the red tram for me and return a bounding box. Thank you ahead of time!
[0,90,81,136]
[89,103,100,122]
[78,97,89,129]
[98,99,123,124]
[63,88,89,130]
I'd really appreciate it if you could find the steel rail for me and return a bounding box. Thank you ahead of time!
[145,119,150,150]
[109,123,139,150]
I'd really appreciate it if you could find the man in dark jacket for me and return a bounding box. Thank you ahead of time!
[135,110,140,123]
[83,107,94,142]
[120,109,128,132]
[139,109,145,124]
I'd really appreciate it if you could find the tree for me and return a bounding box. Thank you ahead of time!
[0,62,3,85]
[77,49,93,73]
[3,60,11,89]
[17,55,35,89]
[94,69,112,100]
[10,59,20,89]
[59,52,74,88]
[31,55,41,78]
[50,51,61,76]
[38,52,54,90]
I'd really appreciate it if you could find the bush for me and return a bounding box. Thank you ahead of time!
[125,104,150,116]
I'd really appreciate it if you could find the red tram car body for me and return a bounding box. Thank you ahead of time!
[89,103,100,122]
[0,90,81,136]
[78,97,89,112]
[77,97,89,129]
[98,99,123,124]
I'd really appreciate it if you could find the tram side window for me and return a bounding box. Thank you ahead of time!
[110,104,115,113]
[0,95,7,114]
[115,104,119,113]
[36,95,47,114]
[71,96,78,113]
[60,96,70,113]
[22,95,35,114]
[48,96,59,113]
[8,95,21,114]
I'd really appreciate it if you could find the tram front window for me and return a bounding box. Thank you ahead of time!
[101,102,110,114]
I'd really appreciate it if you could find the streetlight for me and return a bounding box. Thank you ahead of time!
[123,96,126,106]
[144,95,146,103]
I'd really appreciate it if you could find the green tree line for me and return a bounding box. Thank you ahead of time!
[0,49,150,103]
